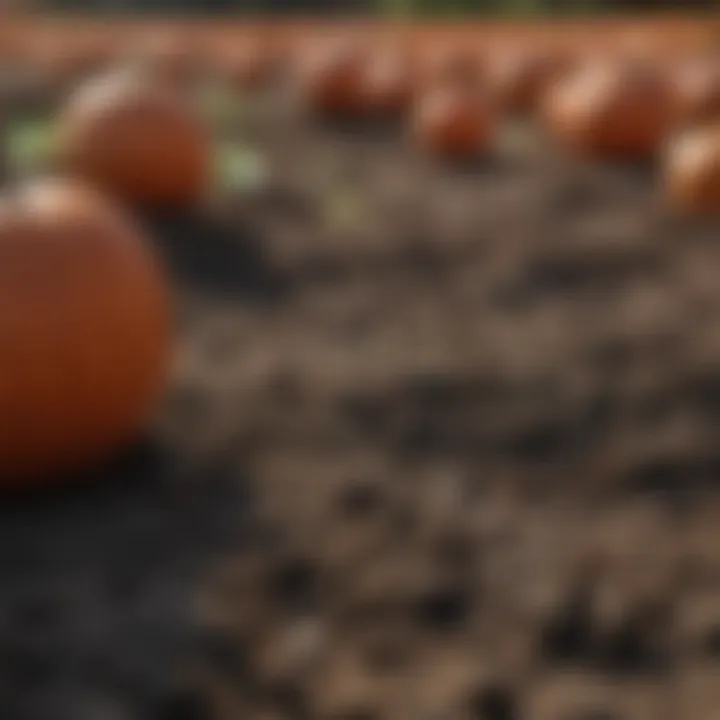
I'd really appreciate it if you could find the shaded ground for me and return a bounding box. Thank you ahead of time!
[3,84,720,719]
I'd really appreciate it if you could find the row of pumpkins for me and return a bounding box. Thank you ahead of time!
[1,30,719,488]
[2,31,720,210]
[6,30,720,209]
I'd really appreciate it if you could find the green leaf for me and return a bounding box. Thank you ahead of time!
[5,119,56,176]
[215,143,270,192]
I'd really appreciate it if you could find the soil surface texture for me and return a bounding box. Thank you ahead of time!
[1,86,720,720]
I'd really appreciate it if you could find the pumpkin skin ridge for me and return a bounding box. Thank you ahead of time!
[0,180,171,486]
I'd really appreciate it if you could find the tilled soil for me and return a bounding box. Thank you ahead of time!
[2,88,720,720]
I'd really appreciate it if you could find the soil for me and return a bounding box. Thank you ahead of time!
[2,80,720,720]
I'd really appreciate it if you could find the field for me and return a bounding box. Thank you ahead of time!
[2,18,720,720]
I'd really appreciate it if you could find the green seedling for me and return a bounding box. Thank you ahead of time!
[5,119,56,178]
[214,143,270,193]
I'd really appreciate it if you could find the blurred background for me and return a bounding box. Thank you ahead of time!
[2,1,720,720]
[14,0,720,14]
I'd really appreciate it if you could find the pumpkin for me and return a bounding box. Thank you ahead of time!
[541,58,674,161]
[0,179,170,486]
[487,43,574,116]
[58,70,210,208]
[361,48,417,119]
[413,83,495,160]
[672,56,720,128]
[664,124,720,213]
[297,37,367,118]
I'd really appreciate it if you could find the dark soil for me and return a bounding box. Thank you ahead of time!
[2,85,720,720]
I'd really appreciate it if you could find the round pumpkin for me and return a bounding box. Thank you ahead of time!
[413,83,495,160]
[297,37,367,118]
[664,124,720,213]
[58,71,210,208]
[487,42,575,116]
[361,48,417,119]
[0,179,171,486]
[541,58,674,161]
[672,56,720,128]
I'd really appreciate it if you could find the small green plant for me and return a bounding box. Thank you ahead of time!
[215,142,270,193]
[5,119,56,178]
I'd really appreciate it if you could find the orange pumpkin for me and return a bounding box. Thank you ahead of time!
[487,43,574,116]
[297,37,367,118]
[413,83,495,160]
[0,179,171,486]
[664,124,720,213]
[541,58,674,161]
[361,48,417,119]
[58,71,210,208]
[672,56,720,128]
